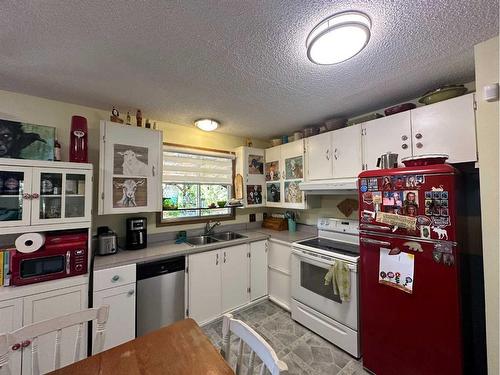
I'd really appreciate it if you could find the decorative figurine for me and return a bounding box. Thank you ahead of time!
[136,109,142,127]
[110,106,123,123]
[153,122,157,130]
[145,119,151,129]
[126,111,131,125]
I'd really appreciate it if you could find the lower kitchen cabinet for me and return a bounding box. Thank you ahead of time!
[187,250,222,324]
[0,298,23,375]
[92,264,136,352]
[250,240,268,301]
[268,239,292,310]
[188,244,253,325]
[93,284,136,351]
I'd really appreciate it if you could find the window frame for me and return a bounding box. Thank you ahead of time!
[156,143,236,227]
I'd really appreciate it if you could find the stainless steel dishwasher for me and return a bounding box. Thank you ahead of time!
[136,256,185,336]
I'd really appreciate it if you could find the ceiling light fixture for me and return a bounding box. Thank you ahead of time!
[194,118,219,132]
[306,11,371,65]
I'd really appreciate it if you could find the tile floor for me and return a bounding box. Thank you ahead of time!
[202,300,369,375]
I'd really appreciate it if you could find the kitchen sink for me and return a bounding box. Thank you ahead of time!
[185,235,220,246]
[210,231,247,241]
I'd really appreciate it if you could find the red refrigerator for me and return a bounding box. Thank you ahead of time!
[358,164,463,375]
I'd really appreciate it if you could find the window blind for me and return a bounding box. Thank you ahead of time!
[163,148,234,184]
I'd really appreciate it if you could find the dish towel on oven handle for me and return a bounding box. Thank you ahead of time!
[324,260,351,302]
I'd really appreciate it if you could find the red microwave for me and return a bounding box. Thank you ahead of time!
[11,232,88,286]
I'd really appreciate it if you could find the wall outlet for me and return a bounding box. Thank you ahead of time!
[249,213,256,222]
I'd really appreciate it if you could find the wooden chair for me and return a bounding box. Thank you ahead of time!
[0,305,109,375]
[221,314,288,375]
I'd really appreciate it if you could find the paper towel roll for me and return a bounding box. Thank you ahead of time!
[15,233,46,253]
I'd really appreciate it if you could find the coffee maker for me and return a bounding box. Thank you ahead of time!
[126,217,147,250]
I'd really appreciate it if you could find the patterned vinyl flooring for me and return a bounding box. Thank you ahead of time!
[202,300,369,375]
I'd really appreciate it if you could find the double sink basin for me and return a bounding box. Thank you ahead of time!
[186,231,247,246]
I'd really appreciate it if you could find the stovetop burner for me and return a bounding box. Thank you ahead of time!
[296,237,359,257]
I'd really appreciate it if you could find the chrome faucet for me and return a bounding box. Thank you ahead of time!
[204,220,221,235]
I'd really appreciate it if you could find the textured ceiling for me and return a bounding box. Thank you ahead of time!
[0,1,498,138]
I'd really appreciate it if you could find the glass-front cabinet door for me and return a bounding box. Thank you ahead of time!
[31,168,92,225]
[0,166,32,227]
[281,140,306,209]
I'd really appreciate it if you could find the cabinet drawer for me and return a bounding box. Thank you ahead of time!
[268,240,292,271]
[94,264,136,292]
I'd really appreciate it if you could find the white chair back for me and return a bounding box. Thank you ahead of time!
[0,305,109,375]
[221,314,288,375]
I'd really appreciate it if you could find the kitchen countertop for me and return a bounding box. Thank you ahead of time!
[93,227,316,270]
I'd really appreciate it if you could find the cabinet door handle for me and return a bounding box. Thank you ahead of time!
[282,171,285,179]
[23,193,31,200]
[152,165,156,176]
[325,149,330,160]
[31,193,39,199]
[415,133,423,139]
[127,289,135,296]
[223,252,227,263]
[216,253,219,265]
[333,148,338,160]
[416,142,423,149]
[401,135,408,141]
[402,144,408,150]
[111,275,120,282]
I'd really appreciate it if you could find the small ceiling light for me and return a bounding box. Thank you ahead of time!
[194,118,219,131]
[306,11,371,65]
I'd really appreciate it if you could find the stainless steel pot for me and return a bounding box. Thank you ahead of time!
[377,152,399,169]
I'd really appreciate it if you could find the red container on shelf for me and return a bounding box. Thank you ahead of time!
[70,115,88,162]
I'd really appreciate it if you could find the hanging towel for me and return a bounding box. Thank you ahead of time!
[324,260,351,302]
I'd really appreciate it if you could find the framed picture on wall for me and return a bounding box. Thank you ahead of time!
[0,119,55,160]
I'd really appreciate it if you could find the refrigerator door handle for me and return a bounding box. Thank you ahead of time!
[360,237,392,247]
[359,224,391,231]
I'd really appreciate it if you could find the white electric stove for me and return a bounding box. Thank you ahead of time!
[291,218,360,358]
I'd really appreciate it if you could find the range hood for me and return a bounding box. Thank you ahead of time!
[299,178,358,195]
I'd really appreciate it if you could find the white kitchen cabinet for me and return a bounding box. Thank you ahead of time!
[0,160,92,231]
[188,250,222,324]
[306,125,363,181]
[221,244,250,312]
[267,239,292,310]
[234,146,265,207]
[306,132,333,180]
[410,93,477,163]
[0,298,23,375]
[93,283,136,351]
[250,240,268,301]
[361,111,413,170]
[265,140,315,209]
[98,120,163,215]
[22,284,88,374]
[92,264,136,351]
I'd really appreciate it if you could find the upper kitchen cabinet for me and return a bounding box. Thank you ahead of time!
[306,124,363,181]
[410,93,477,163]
[0,159,92,232]
[361,111,413,170]
[98,121,163,215]
[234,146,265,208]
[265,140,314,209]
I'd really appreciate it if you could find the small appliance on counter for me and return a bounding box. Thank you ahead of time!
[126,217,147,250]
[95,226,118,256]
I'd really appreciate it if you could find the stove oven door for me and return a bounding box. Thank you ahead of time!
[291,249,358,330]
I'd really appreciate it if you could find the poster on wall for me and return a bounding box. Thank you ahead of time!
[113,178,147,208]
[113,144,149,176]
[0,119,55,160]
[248,154,264,174]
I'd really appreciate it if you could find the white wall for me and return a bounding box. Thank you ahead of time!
[474,36,499,375]
[0,89,269,237]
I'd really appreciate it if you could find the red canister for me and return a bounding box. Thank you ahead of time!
[70,116,88,162]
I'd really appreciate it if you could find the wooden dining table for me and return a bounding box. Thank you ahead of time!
[51,319,235,375]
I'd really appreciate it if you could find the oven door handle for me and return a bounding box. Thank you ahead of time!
[360,237,392,247]
[292,249,357,271]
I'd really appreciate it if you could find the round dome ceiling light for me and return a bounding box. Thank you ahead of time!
[306,11,371,65]
[194,118,219,132]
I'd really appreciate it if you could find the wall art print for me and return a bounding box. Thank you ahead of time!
[113,144,149,176]
[0,119,55,160]
[248,154,264,175]
[113,177,147,208]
